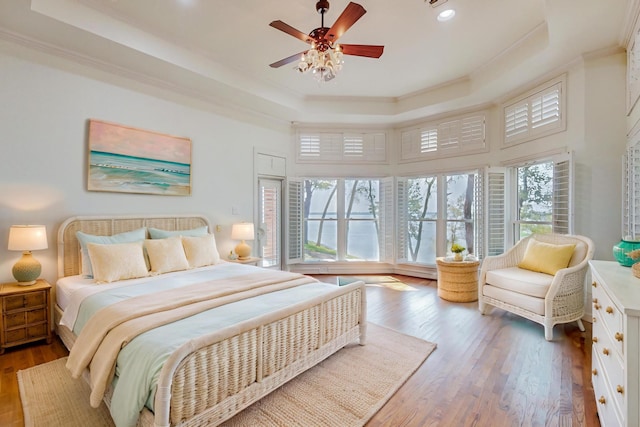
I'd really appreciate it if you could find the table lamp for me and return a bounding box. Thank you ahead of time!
[231,222,254,260]
[8,225,48,285]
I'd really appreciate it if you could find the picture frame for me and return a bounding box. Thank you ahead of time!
[87,119,192,196]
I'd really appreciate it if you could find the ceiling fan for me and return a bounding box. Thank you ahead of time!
[269,0,384,81]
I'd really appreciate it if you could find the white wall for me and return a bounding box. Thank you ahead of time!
[0,43,291,285]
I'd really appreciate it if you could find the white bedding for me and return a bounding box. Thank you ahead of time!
[57,261,240,328]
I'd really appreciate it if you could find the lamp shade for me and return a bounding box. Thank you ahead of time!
[8,225,48,251]
[231,223,255,241]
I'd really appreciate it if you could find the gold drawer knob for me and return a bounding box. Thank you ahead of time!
[593,282,597,288]
[617,385,624,394]
[592,369,598,376]
[615,332,624,342]
[603,348,610,356]
[606,306,614,314]
[599,396,606,404]
[593,317,597,323]
[594,304,601,310]
[593,336,599,343]
[593,298,599,304]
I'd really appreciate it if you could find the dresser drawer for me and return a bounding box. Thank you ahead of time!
[593,316,626,416]
[2,290,47,311]
[592,349,624,427]
[592,280,624,355]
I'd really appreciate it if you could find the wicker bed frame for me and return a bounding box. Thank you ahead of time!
[54,214,367,427]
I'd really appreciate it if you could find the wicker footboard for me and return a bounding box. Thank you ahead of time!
[56,282,366,427]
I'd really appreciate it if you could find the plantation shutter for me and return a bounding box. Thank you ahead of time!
[552,153,572,234]
[460,115,486,152]
[420,128,438,153]
[378,177,395,263]
[624,142,640,238]
[623,150,631,238]
[286,178,304,264]
[504,102,529,141]
[396,178,409,263]
[474,172,485,260]
[486,167,507,256]
[503,78,564,146]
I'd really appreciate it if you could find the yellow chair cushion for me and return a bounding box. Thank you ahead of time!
[518,239,576,276]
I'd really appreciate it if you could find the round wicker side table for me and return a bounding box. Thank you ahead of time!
[436,257,480,302]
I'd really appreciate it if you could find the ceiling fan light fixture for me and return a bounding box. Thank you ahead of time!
[296,43,344,83]
[437,8,455,22]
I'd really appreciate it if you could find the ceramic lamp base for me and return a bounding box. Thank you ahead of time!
[234,241,251,260]
[12,251,41,284]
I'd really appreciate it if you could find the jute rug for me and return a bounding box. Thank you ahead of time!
[18,323,436,427]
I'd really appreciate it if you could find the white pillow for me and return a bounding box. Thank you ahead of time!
[145,236,189,274]
[77,228,147,278]
[182,234,220,268]
[87,241,149,284]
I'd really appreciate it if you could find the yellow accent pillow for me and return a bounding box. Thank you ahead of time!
[518,239,576,275]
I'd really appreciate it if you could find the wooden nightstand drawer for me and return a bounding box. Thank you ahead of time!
[4,309,47,329]
[3,290,46,311]
[5,324,48,345]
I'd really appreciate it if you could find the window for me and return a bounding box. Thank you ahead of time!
[296,131,386,163]
[400,111,487,162]
[486,154,573,254]
[514,162,554,239]
[502,76,566,146]
[287,178,393,263]
[397,171,483,265]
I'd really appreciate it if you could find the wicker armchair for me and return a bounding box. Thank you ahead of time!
[478,233,594,341]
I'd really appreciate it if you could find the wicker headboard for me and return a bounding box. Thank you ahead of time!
[57,214,212,278]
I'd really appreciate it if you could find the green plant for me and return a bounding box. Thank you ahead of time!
[451,243,465,253]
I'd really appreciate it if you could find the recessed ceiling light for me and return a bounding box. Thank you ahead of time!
[437,9,455,22]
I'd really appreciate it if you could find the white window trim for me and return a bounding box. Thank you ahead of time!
[501,74,567,147]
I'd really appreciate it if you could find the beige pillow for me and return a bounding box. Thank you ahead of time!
[87,241,148,284]
[182,234,220,268]
[518,239,576,276]
[145,236,189,274]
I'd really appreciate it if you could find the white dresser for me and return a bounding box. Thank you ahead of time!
[589,260,640,427]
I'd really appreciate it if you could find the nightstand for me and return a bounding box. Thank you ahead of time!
[228,257,261,266]
[0,279,51,354]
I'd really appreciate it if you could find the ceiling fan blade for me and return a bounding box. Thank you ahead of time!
[339,44,384,58]
[326,2,366,43]
[270,51,307,68]
[269,20,313,44]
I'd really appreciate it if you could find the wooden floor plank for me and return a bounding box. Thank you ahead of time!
[0,274,600,426]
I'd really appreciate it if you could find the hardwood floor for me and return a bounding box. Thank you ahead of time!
[0,274,599,426]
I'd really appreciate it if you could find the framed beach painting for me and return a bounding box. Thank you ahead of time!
[88,119,192,196]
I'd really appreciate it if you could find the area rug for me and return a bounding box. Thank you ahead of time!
[18,323,435,427]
